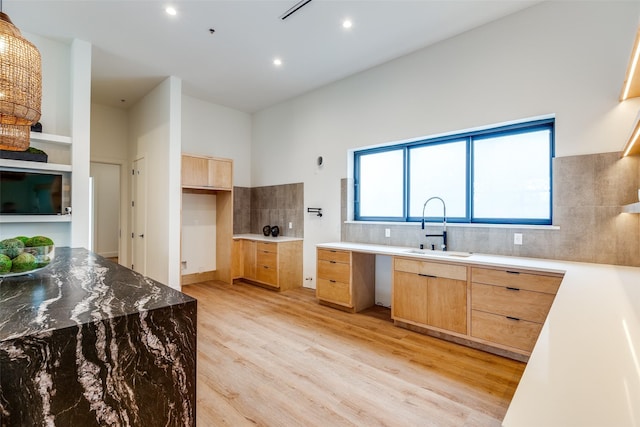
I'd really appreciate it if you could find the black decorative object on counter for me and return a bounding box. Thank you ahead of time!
[271,225,280,237]
[0,146,47,162]
[263,225,271,236]
[0,248,197,426]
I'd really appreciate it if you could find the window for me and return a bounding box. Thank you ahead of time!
[354,119,554,225]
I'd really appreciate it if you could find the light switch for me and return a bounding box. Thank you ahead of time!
[385,228,391,238]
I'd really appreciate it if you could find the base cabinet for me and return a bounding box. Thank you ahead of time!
[316,249,375,312]
[316,246,565,359]
[392,257,467,335]
[235,238,302,291]
[470,267,562,353]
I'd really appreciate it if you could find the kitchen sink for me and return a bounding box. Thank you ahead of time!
[404,249,472,258]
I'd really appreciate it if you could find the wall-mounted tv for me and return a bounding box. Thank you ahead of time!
[0,170,63,215]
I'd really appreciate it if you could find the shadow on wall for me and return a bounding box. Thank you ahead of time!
[342,152,640,267]
[233,183,304,238]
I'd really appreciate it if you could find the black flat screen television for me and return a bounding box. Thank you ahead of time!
[0,170,63,215]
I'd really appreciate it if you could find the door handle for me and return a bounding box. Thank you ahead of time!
[138,234,144,238]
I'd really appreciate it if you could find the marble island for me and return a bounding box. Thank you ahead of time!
[0,248,197,426]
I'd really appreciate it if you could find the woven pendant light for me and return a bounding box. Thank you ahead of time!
[0,8,42,151]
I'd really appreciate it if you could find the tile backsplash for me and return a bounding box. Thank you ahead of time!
[342,151,640,266]
[234,183,304,238]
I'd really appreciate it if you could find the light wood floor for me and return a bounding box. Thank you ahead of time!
[182,281,525,427]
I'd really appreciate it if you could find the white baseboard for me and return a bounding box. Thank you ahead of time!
[98,251,118,258]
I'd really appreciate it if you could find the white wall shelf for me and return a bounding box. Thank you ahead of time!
[0,158,72,172]
[0,215,72,223]
[30,132,72,146]
[622,202,640,213]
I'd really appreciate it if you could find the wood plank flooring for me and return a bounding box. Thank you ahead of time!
[181,281,525,426]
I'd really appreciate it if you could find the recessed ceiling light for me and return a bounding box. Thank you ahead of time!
[342,19,353,29]
[273,58,283,67]
[165,6,177,16]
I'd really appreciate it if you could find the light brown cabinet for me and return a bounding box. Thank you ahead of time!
[182,154,232,190]
[470,267,562,353]
[236,238,302,291]
[180,153,233,286]
[392,257,467,335]
[242,239,256,281]
[316,249,375,312]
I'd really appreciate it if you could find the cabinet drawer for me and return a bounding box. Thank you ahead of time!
[471,267,562,294]
[317,249,351,264]
[471,310,542,352]
[394,257,467,281]
[257,241,278,254]
[317,278,351,306]
[257,250,277,268]
[317,259,351,283]
[472,283,555,323]
[256,264,278,286]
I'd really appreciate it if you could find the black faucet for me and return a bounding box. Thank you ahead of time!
[421,196,447,251]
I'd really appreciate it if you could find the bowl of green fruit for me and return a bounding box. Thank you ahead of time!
[0,236,55,277]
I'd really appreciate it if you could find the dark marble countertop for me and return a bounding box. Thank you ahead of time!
[0,247,195,341]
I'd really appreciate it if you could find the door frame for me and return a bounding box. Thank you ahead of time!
[131,156,147,275]
[90,157,126,264]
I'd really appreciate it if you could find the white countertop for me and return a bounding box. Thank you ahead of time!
[317,242,640,427]
[234,233,303,243]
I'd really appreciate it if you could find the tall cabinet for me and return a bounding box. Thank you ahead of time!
[181,153,233,285]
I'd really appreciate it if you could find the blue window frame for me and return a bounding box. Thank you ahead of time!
[354,118,554,225]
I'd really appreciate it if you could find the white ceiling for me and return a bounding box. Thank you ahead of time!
[5,0,540,113]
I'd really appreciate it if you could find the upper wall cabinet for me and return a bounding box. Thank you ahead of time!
[182,154,232,190]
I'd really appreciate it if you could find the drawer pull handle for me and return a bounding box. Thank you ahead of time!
[506,316,520,321]
[506,270,520,275]
[418,273,437,278]
[506,286,521,291]
[329,280,336,283]
[330,250,337,253]
[329,260,337,264]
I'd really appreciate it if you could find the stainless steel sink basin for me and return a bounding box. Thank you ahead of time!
[404,249,472,258]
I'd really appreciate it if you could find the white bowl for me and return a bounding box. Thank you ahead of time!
[0,245,55,277]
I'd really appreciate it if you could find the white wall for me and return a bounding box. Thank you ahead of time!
[251,1,640,287]
[69,39,92,250]
[90,103,130,265]
[24,32,71,136]
[90,162,120,257]
[181,95,252,187]
[181,193,216,274]
[128,77,182,289]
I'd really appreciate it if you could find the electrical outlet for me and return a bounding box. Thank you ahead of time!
[514,233,523,245]
[385,228,391,238]
[289,222,293,229]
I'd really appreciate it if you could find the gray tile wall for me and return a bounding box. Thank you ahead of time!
[233,186,251,234]
[342,152,640,266]
[233,183,304,238]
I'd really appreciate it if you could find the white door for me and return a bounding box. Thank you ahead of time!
[90,162,121,259]
[131,158,147,275]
